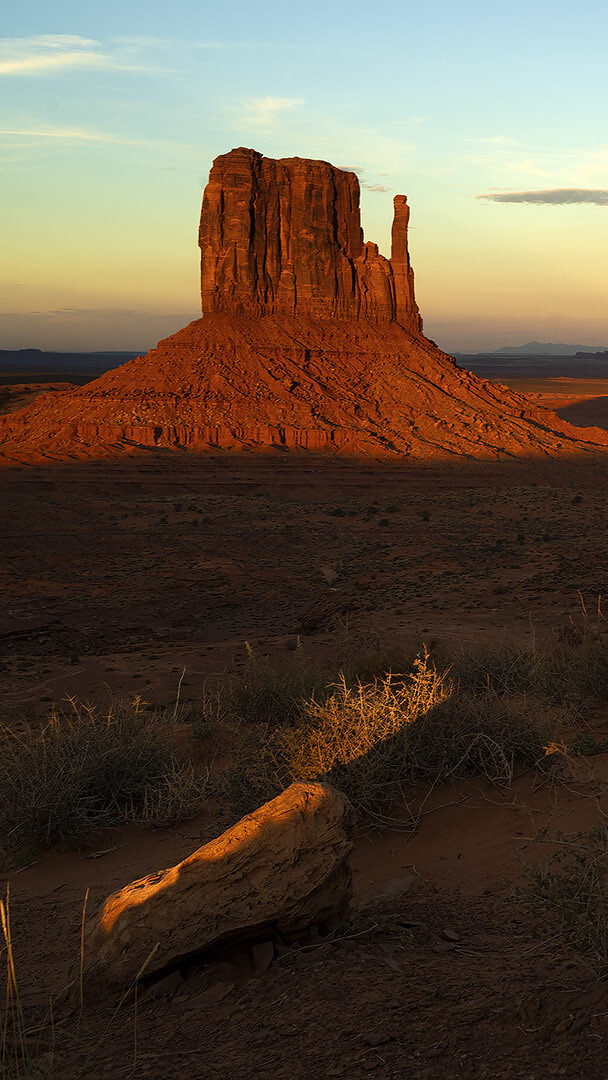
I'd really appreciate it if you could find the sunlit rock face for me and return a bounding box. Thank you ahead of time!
[2,147,608,464]
[78,781,354,1000]
[199,147,421,329]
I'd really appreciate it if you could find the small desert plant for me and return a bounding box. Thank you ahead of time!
[220,651,557,817]
[447,622,608,709]
[520,827,608,976]
[219,641,331,726]
[1,887,53,1079]
[550,594,608,702]
[278,664,552,810]
[569,731,608,756]
[448,641,546,697]
[0,698,208,862]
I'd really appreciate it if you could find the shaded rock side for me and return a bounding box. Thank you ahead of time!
[80,782,354,999]
[199,147,421,329]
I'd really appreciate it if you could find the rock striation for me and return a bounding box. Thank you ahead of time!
[1,146,608,464]
[199,148,421,329]
[79,782,354,1000]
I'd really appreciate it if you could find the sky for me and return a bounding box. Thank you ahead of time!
[2,0,608,354]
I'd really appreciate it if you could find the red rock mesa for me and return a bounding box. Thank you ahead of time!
[199,149,420,327]
[1,146,607,463]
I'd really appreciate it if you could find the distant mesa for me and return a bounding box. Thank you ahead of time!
[490,342,608,357]
[1,147,608,464]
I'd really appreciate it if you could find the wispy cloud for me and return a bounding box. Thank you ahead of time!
[464,135,515,145]
[478,188,608,205]
[239,96,303,127]
[0,34,149,76]
[338,166,390,191]
[194,41,270,49]
[0,126,146,146]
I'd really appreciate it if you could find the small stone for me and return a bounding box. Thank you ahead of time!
[142,969,182,1001]
[251,940,274,974]
[441,928,460,942]
[185,981,234,1009]
[363,1030,395,1047]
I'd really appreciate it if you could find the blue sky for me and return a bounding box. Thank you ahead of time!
[2,0,607,352]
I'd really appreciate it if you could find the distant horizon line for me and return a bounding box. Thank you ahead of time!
[2,342,608,358]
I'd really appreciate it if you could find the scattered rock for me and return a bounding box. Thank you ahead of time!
[251,940,274,974]
[80,781,354,1000]
[355,874,415,916]
[184,982,234,1009]
[363,1029,396,1047]
[432,941,458,954]
[441,928,461,942]
[141,968,183,1002]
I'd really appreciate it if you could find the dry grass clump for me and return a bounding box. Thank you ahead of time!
[1,887,55,1079]
[221,651,558,816]
[200,634,422,737]
[521,828,608,976]
[273,659,553,812]
[448,642,547,697]
[205,640,332,728]
[448,606,608,706]
[0,698,208,863]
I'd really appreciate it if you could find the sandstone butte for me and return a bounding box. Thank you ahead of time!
[2,145,608,464]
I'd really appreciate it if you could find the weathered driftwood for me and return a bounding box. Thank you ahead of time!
[80,781,354,998]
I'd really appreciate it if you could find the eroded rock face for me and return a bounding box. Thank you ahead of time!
[80,782,354,999]
[199,147,421,330]
[4,315,608,463]
[3,146,608,464]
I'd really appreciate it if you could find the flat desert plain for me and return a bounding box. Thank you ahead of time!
[3,377,608,1078]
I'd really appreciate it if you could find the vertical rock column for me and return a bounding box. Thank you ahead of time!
[391,195,422,332]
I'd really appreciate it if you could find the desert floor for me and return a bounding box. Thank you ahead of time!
[2,378,608,1077]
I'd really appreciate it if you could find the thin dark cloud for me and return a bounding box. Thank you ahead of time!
[478,188,608,205]
[338,167,390,191]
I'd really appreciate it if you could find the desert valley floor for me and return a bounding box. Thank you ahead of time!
[3,380,608,1077]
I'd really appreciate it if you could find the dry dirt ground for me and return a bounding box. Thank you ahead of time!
[3,380,608,1077]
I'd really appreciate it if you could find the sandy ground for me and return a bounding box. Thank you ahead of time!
[3,378,608,1076]
[2,448,608,717]
[500,376,608,433]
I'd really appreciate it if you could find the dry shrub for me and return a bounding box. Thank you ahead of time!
[521,828,608,976]
[274,659,552,811]
[203,634,421,735]
[448,603,608,706]
[221,652,557,816]
[448,642,547,697]
[212,641,332,727]
[0,699,208,862]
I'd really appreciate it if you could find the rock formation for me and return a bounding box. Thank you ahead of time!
[1,146,608,463]
[79,782,354,999]
[199,147,421,328]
